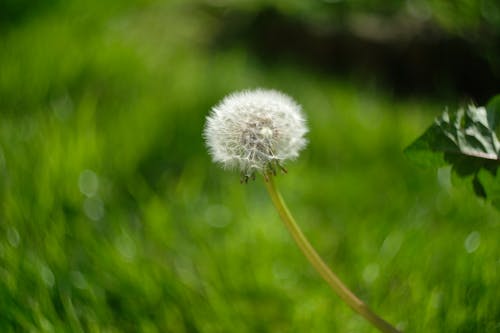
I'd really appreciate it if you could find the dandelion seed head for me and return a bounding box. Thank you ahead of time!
[204,89,308,178]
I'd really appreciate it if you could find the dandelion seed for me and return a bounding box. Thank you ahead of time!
[204,89,308,180]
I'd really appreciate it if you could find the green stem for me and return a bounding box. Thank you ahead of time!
[264,175,401,333]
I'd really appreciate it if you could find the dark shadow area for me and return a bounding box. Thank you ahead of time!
[0,0,59,31]
[211,7,500,104]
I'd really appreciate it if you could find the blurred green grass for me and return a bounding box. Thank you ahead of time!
[0,1,499,332]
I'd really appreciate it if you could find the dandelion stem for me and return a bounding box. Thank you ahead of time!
[263,175,401,333]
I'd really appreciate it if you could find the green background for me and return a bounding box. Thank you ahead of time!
[1,1,499,332]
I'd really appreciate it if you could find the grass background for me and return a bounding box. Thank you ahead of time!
[1,1,499,332]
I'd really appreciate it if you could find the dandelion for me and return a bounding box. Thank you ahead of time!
[204,89,308,181]
[204,89,400,333]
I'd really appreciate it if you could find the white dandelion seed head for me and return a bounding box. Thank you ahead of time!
[204,88,308,177]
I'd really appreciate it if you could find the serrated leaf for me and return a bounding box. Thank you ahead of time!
[405,104,500,166]
[486,95,500,137]
[405,94,500,209]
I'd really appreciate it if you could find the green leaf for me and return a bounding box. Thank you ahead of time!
[486,94,500,137]
[405,94,500,207]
